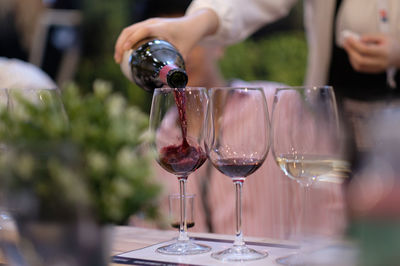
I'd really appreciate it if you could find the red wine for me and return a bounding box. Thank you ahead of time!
[158,86,207,177]
[213,158,263,178]
[171,221,195,229]
[121,39,188,92]
[123,40,205,176]
[174,88,188,139]
[159,141,206,177]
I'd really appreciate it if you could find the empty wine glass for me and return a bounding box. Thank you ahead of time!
[0,88,16,247]
[149,87,211,255]
[271,86,350,265]
[7,87,66,123]
[206,87,270,261]
[0,87,66,257]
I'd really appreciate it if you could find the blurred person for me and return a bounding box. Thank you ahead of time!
[37,0,82,82]
[127,0,346,240]
[0,0,82,85]
[346,108,400,266]
[114,0,400,93]
[114,0,400,155]
[0,0,45,61]
[0,57,56,89]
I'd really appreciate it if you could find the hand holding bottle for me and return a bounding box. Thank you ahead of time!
[120,39,188,92]
[114,9,219,64]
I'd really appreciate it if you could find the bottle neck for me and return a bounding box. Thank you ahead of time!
[159,64,188,88]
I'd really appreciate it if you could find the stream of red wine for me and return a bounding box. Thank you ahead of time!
[173,88,188,144]
[159,89,206,177]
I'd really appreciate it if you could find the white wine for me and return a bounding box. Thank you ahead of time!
[276,154,350,186]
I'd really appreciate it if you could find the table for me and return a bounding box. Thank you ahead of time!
[111,226,177,258]
[0,225,356,265]
[110,226,359,266]
[110,226,300,266]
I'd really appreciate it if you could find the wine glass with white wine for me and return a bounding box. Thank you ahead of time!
[271,86,350,265]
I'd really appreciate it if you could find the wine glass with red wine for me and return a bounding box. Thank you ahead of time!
[206,87,270,261]
[149,87,211,255]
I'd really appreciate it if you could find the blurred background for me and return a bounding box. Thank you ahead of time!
[0,0,306,114]
[4,2,400,265]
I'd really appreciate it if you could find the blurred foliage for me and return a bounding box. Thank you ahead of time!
[219,31,307,86]
[0,82,161,225]
[75,0,152,113]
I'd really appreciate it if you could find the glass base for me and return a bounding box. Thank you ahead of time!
[156,240,211,255]
[211,245,268,262]
[277,245,358,266]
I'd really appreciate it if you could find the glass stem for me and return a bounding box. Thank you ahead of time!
[233,181,244,246]
[178,177,189,242]
[300,185,310,247]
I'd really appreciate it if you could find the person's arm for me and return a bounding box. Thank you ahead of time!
[186,0,297,46]
[114,9,218,63]
[114,0,298,63]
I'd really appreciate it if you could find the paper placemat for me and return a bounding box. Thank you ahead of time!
[112,237,299,266]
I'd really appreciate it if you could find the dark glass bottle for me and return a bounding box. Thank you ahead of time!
[120,39,188,92]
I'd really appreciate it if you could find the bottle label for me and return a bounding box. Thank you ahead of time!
[159,64,178,85]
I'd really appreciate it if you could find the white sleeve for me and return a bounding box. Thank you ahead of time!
[186,0,298,45]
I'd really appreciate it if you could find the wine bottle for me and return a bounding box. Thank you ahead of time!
[120,39,188,92]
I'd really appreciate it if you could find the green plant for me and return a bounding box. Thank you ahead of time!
[219,31,307,86]
[0,81,161,225]
[75,0,153,114]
